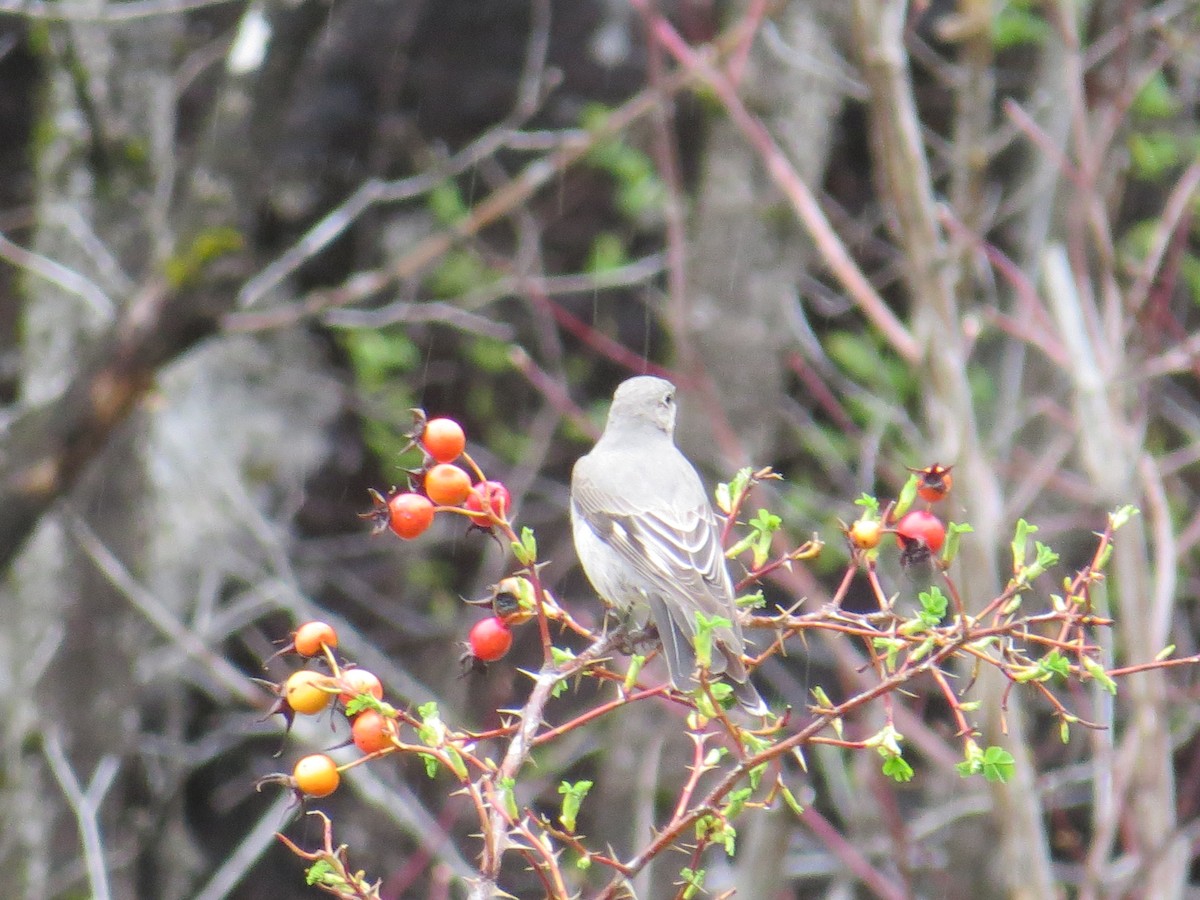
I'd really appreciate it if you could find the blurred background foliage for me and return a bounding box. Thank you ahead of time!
[0,0,1198,897]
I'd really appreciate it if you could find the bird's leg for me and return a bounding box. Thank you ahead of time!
[616,620,659,657]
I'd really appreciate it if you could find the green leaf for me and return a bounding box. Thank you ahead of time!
[942,521,973,564]
[1129,131,1181,181]
[550,646,576,667]
[1082,656,1117,695]
[1132,71,1179,120]
[511,527,538,566]
[872,636,905,672]
[980,746,1015,783]
[1035,649,1071,682]
[748,762,768,792]
[558,780,593,833]
[1109,505,1139,531]
[736,589,766,609]
[918,586,949,627]
[993,3,1051,50]
[624,654,645,691]
[417,701,442,743]
[722,787,752,822]
[679,866,706,898]
[497,776,519,819]
[428,180,468,226]
[693,612,731,670]
[866,723,904,757]
[426,249,495,298]
[344,694,383,717]
[586,232,627,273]
[443,746,468,780]
[854,493,880,516]
[163,226,244,289]
[1011,519,1036,571]
[305,859,339,887]
[420,753,438,778]
[748,508,782,568]
[1029,541,1059,578]
[893,474,919,519]
[780,782,804,816]
[882,755,914,783]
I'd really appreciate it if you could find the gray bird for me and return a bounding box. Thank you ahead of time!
[570,376,769,716]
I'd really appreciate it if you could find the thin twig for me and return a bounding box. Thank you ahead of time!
[42,733,119,900]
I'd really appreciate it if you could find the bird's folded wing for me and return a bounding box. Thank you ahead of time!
[573,485,736,632]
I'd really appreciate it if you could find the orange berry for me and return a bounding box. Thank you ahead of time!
[425,464,472,506]
[422,417,466,463]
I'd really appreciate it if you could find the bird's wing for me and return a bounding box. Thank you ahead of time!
[571,463,738,639]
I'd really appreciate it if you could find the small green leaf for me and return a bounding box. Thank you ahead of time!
[1132,71,1179,120]
[693,612,731,670]
[811,686,832,708]
[498,775,519,820]
[420,753,438,778]
[748,763,768,792]
[305,859,342,887]
[1109,505,1139,531]
[1082,656,1117,695]
[872,636,905,673]
[558,780,593,833]
[586,232,627,273]
[980,746,1015,783]
[511,527,538,566]
[736,590,766,609]
[780,783,804,816]
[854,493,881,516]
[722,787,752,821]
[679,866,706,899]
[624,654,645,690]
[428,180,468,225]
[918,586,949,626]
[1025,541,1060,581]
[550,646,576,667]
[893,475,919,519]
[993,3,1051,50]
[1036,650,1071,681]
[1011,519,1036,571]
[716,467,754,515]
[942,521,973,563]
[443,746,468,780]
[882,755,914,783]
[908,636,936,663]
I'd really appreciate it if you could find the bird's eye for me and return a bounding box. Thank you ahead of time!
[663,394,674,406]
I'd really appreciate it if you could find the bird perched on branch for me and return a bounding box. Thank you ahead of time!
[570,375,768,716]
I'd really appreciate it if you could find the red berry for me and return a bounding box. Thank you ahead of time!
[351,710,394,754]
[424,464,472,507]
[387,492,435,540]
[894,510,946,553]
[422,417,467,463]
[465,481,511,527]
[468,616,513,662]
